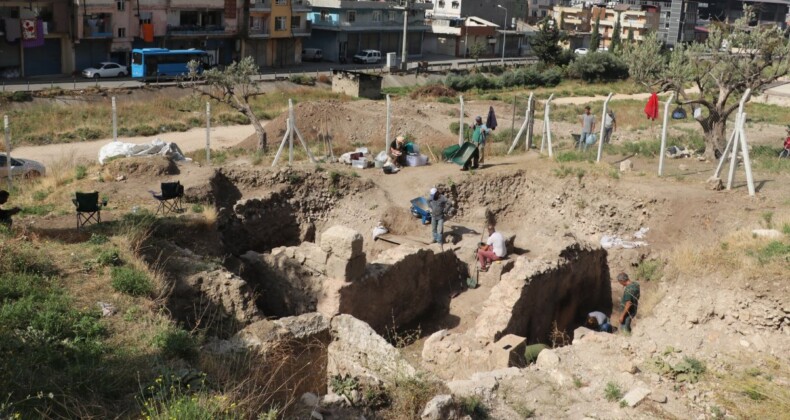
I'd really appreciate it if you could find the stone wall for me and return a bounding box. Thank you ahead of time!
[331,70,383,99]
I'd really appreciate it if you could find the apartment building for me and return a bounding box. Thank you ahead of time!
[620,0,698,46]
[553,4,659,49]
[305,0,431,63]
[243,0,312,67]
[0,0,72,77]
[699,0,789,28]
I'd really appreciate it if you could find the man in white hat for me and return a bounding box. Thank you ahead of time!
[428,187,447,243]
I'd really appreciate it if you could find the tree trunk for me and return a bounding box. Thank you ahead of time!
[699,115,728,160]
[248,112,267,153]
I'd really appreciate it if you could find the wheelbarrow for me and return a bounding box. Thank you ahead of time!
[410,197,432,224]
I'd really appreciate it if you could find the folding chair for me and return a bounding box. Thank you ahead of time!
[150,181,184,215]
[73,191,104,230]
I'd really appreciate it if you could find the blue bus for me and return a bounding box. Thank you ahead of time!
[130,48,211,79]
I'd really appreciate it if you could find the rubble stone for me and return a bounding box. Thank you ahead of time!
[320,225,364,259]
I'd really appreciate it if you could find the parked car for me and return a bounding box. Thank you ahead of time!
[574,48,589,55]
[82,62,128,78]
[301,48,323,62]
[353,50,382,64]
[0,154,46,178]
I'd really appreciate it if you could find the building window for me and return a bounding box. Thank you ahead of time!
[118,27,126,37]
[347,10,356,22]
[388,11,396,21]
[373,11,382,22]
[275,16,287,30]
[438,0,445,7]
[320,10,329,22]
[451,1,459,9]
[276,0,286,4]
[116,0,125,11]
[291,16,300,27]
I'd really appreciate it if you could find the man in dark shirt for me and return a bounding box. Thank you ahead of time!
[0,190,21,228]
[428,187,447,243]
[617,272,640,334]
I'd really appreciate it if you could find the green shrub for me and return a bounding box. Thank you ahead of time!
[191,203,204,213]
[437,96,456,104]
[131,125,158,137]
[74,127,103,140]
[753,241,790,265]
[0,241,57,276]
[158,122,189,133]
[153,328,199,361]
[556,150,594,163]
[75,165,88,180]
[20,204,55,216]
[96,249,123,266]
[289,74,316,86]
[636,260,663,281]
[32,190,50,201]
[10,91,32,102]
[87,233,110,245]
[604,381,623,402]
[567,52,629,82]
[110,267,154,296]
[217,113,250,125]
[459,395,489,418]
[449,121,471,137]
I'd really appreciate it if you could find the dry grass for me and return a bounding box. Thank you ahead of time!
[714,355,790,419]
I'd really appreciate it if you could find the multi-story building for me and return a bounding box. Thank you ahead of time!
[699,0,789,28]
[619,0,698,46]
[553,4,660,49]
[0,0,73,77]
[243,0,312,67]
[423,15,499,57]
[305,0,431,63]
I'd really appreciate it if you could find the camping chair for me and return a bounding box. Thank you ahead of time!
[150,181,184,215]
[73,192,105,230]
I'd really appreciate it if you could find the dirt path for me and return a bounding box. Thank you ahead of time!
[13,124,257,166]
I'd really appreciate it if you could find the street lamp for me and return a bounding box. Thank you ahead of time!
[497,4,507,64]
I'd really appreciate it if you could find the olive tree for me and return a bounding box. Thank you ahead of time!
[624,7,790,158]
[188,57,268,152]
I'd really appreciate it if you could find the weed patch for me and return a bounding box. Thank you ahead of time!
[604,381,623,402]
[153,328,199,361]
[110,266,154,296]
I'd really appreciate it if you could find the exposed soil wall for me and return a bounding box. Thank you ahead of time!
[339,246,468,333]
[487,243,612,344]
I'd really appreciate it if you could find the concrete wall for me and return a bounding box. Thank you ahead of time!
[331,70,382,99]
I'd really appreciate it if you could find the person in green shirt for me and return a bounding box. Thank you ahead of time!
[617,272,640,334]
[471,116,490,163]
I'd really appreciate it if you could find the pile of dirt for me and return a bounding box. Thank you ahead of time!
[236,99,456,154]
[409,85,457,99]
[104,156,179,179]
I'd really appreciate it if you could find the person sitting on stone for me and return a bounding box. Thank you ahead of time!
[0,190,21,229]
[389,135,407,168]
[476,224,506,271]
[585,310,614,333]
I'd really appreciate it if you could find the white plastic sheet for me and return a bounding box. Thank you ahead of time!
[600,227,650,249]
[98,138,188,164]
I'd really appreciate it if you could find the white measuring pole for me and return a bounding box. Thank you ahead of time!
[726,89,751,190]
[507,106,530,155]
[288,101,294,165]
[385,94,391,153]
[738,112,755,196]
[597,93,613,163]
[4,115,11,189]
[545,94,554,158]
[458,95,465,145]
[714,123,738,179]
[525,92,534,151]
[657,92,675,176]
[112,96,118,142]
[206,102,211,163]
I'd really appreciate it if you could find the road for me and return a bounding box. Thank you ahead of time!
[0,55,536,93]
[13,125,256,166]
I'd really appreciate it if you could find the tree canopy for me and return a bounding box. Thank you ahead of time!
[590,17,601,52]
[530,17,563,66]
[623,6,790,157]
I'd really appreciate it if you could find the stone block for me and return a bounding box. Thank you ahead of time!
[303,242,329,272]
[536,348,560,369]
[421,394,457,420]
[320,225,364,259]
[326,254,366,281]
[621,387,651,407]
[488,334,528,368]
[620,159,633,172]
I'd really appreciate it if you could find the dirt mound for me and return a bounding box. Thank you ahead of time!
[410,85,457,99]
[104,156,179,179]
[237,99,455,154]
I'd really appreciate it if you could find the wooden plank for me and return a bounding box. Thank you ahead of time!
[377,234,431,247]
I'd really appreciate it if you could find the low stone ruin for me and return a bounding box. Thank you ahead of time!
[239,225,468,333]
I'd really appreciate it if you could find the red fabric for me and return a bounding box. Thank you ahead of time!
[644,92,659,120]
[141,23,154,42]
[784,136,790,150]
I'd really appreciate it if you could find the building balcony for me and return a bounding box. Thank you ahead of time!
[250,0,271,11]
[310,0,431,10]
[293,0,311,12]
[292,20,312,35]
[167,25,229,36]
[249,24,271,37]
[83,15,112,38]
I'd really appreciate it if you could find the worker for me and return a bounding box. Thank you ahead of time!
[389,135,407,168]
[428,187,447,244]
[586,311,614,333]
[580,106,596,149]
[603,108,617,144]
[616,272,640,334]
[476,224,506,271]
[0,190,21,228]
[471,116,490,164]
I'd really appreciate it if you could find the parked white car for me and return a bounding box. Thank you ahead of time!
[82,62,128,78]
[353,50,382,64]
[574,48,589,55]
[0,154,46,178]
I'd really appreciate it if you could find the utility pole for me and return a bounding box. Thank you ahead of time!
[498,5,508,64]
[401,7,409,71]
